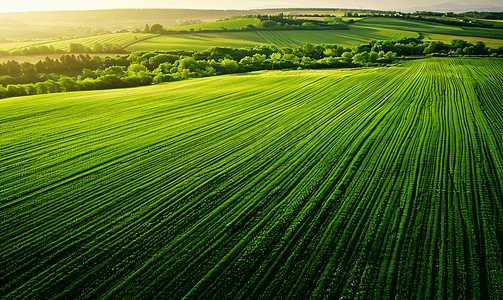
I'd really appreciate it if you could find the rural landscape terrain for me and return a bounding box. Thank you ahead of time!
[1,4,503,300]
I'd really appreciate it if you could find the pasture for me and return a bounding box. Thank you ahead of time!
[1,58,503,299]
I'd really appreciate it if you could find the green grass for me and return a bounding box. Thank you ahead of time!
[2,58,503,299]
[165,18,262,31]
[127,27,418,52]
[355,18,503,39]
[5,33,158,52]
[423,32,503,48]
[355,17,466,34]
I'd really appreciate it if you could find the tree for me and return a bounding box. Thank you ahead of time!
[35,82,49,94]
[128,63,147,75]
[341,52,353,61]
[104,66,125,77]
[369,51,379,62]
[59,76,80,92]
[260,20,278,28]
[150,24,164,34]
[144,23,150,33]
[220,59,239,73]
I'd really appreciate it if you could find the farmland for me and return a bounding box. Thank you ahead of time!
[1,58,503,299]
[126,26,417,52]
[354,18,503,40]
[422,33,503,48]
[3,17,503,55]
[0,24,417,54]
[1,33,157,53]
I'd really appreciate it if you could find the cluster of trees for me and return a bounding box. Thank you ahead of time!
[1,38,501,100]
[143,24,166,34]
[0,54,128,86]
[0,68,154,99]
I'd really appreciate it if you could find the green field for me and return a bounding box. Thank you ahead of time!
[423,32,503,48]
[0,33,158,52]
[6,17,503,55]
[355,17,503,40]
[165,18,262,31]
[355,18,466,34]
[126,27,418,52]
[1,58,503,299]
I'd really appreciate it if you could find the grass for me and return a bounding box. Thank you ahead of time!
[352,18,503,48]
[127,27,418,52]
[165,18,262,31]
[0,33,158,52]
[422,33,503,48]
[1,57,503,299]
[355,17,503,40]
[355,18,466,34]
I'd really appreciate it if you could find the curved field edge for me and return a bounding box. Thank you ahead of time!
[1,58,503,299]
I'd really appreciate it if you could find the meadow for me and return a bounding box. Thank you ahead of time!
[422,32,503,48]
[126,26,417,52]
[1,57,503,299]
[355,17,503,40]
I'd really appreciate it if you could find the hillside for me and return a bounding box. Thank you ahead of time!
[1,58,503,299]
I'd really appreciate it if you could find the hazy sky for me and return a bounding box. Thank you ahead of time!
[1,0,502,13]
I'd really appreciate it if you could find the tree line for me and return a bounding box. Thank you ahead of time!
[1,38,502,100]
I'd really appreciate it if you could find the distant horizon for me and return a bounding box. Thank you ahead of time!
[1,0,502,14]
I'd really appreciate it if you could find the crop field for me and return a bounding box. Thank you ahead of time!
[253,27,417,48]
[126,27,418,52]
[164,18,262,31]
[422,32,503,48]
[2,33,158,52]
[354,18,467,34]
[1,57,503,299]
[354,18,503,40]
